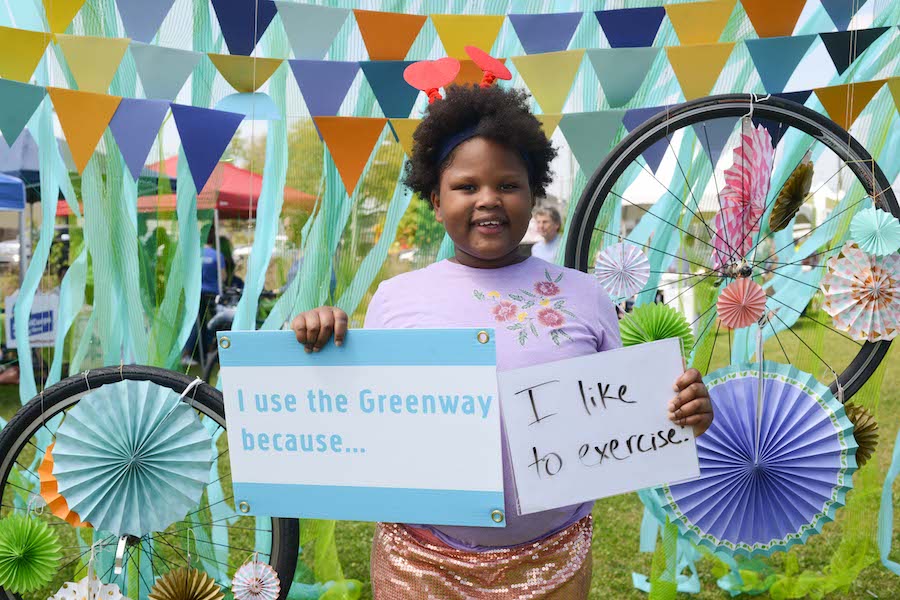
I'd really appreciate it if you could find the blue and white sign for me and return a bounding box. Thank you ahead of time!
[218,329,505,527]
[5,292,58,348]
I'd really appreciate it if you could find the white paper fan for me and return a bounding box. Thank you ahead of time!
[593,242,650,299]
[231,560,280,600]
[49,574,130,600]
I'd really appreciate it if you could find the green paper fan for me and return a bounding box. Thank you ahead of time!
[619,303,694,359]
[0,514,62,594]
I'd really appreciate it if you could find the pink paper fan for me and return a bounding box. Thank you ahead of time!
[821,241,900,341]
[717,278,767,329]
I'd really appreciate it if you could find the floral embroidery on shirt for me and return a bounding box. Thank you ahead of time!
[473,269,576,346]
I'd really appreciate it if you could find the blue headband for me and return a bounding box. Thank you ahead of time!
[436,125,534,179]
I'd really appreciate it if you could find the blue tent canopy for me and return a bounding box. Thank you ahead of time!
[0,173,25,212]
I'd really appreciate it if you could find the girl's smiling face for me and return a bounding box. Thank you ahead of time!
[431,136,534,269]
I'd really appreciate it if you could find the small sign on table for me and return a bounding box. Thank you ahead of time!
[497,337,700,516]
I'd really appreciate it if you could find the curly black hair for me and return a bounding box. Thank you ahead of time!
[402,84,557,202]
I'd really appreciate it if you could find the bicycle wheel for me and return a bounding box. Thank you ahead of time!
[566,94,898,400]
[202,347,219,386]
[0,365,298,600]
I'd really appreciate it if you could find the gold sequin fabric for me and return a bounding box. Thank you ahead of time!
[370,516,593,599]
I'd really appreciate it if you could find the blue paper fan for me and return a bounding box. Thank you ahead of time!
[657,362,856,557]
[53,380,213,537]
[850,206,900,256]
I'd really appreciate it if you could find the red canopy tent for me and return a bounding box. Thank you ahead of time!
[56,157,317,218]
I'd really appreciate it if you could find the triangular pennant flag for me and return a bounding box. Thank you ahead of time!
[289,60,359,116]
[214,93,281,121]
[559,111,625,174]
[131,42,203,102]
[741,0,806,38]
[170,104,244,192]
[47,87,121,174]
[693,117,738,166]
[207,54,283,93]
[456,59,504,86]
[353,10,426,61]
[0,27,51,82]
[0,80,46,146]
[109,98,169,181]
[431,14,505,59]
[43,0,85,33]
[210,0,278,56]
[511,50,584,114]
[508,12,582,54]
[623,107,667,172]
[821,0,859,31]
[665,1,735,45]
[595,7,665,48]
[116,0,175,43]
[313,116,386,194]
[745,35,816,94]
[774,90,813,105]
[390,118,420,157]
[666,43,735,100]
[820,28,890,75]
[535,114,563,139]
[360,61,419,119]
[815,80,886,130]
[275,2,350,60]
[587,47,659,108]
[889,78,900,113]
[751,91,811,147]
[55,34,130,94]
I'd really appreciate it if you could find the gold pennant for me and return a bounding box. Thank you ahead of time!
[511,50,585,114]
[815,80,887,131]
[207,54,284,94]
[430,14,505,59]
[0,27,51,82]
[665,1,736,45]
[666,43,734,100]
[389,118,420,157]
[55,34,130,94]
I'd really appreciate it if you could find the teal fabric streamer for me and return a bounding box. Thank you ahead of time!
[878,426,900,575]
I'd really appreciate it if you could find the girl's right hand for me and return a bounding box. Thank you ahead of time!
[291,306,348,353]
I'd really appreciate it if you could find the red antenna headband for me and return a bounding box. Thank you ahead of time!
[464,45,511,88]
[403,46,509,102]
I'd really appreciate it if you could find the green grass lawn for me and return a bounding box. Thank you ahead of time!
[1,328,897,599]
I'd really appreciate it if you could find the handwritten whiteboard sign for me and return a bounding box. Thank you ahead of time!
[218,329,505,527]
[497,338,699,515]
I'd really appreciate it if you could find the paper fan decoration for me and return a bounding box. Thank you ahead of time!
[148,567,224,600]
[849,206,900,256]
[0,514,62,594]
[820,241,900,341]
[717,278,767,329]
[593,242,650,299]
[769,152,813,233]
[619,303,694,359]
[53,379,213,537]
[657,362,857,556]
[231,560,281,600]
[712,120,775,267]
[844,402,878,468]
[38,442,90,528]
[49,574,130,600]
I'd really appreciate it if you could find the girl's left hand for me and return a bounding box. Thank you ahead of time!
[669,368,714,437]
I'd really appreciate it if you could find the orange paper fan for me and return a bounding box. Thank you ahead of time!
[39,443,89,528]
[717,278,767,329]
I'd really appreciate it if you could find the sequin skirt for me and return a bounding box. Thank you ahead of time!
[370,516,593,599]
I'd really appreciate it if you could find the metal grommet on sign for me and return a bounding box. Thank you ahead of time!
[219,336,231,349]
[477,330,490,344]
[238,501,251,513]
[491,509,504,523]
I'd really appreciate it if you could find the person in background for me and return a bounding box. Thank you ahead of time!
[530,205,563,262]
[182,226,226,366]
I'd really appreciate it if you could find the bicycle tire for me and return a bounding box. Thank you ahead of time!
[565,93,898,400]
[0,365,299,600]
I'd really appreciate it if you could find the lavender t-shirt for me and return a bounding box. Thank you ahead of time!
[364,256,622,550]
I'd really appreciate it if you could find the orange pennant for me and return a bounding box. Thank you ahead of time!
[888,78,900,113]
[39,443,90,528]
[43,0,86,33]
[815,80,887,131]
[315,116,387,194]
[454,58,508,87]
[0,27,51,82]
[666,43,734,100]
[48,87,121,174]
[390,118,420,157]
[431,14,505,59]
[741,0,806,38]
[354,10,426,61]
[665,1,735,45]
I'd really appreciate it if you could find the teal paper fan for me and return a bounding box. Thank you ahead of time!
[850,206,900,256]
[53,379,213,537]
[619,303,694,359]
[0,514,62,594]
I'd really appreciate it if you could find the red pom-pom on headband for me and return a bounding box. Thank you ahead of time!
[403,57,461,103]
[464,45,511,88]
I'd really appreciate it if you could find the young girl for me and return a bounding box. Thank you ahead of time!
[291,83,713,598]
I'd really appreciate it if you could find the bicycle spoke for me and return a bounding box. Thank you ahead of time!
[593,228,712,272]
[765,295,861,346]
